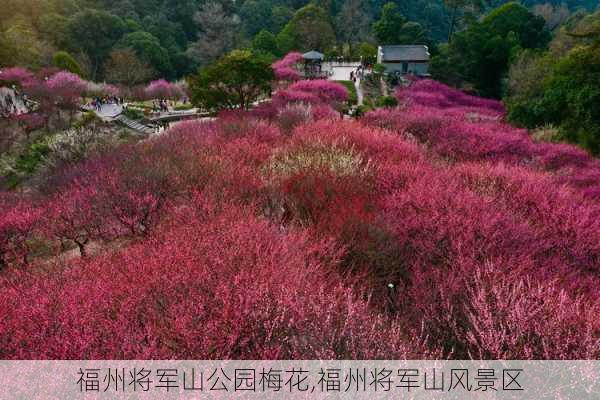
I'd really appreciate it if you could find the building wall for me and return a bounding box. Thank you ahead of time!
[383,62,429,75]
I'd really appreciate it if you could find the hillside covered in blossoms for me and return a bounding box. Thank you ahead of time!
[1,77,598,359]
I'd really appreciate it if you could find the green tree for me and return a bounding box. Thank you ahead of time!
[188,2,239,67]
[271,6,294,34]
[275,30,295,55]
[38,13,69,49]
[240,0,272,37]
[66,9,127,80]
[53,51,83,76]
[189,50,274,111]
[444,0,487,42]
[373,3,407,45]
[506,32,600,154]
[357,42,377,63]
[483,2,551,49]
[336,0,372,47]
[277,4,335,52]
[439,2,550,97]
[253,29,279,57]
[0,17,51,70]
[161,0,201,40]
[545,45,600,154]
[104,48,156,86]
[118,31,174,79]
[373,3,428,45]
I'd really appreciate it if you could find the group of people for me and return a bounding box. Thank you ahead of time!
[349,65,366,82]
[153,120,171,134]
[90,96,124,112]
[153,99,172,113]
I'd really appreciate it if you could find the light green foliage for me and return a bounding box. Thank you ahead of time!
[189,50,274,111]
[253,29,280,57]
[375,95,398,108]
[336,81,358,106]
[0,17,50,69]
[52,51,82,76]
[505,11,600,154]
[356,42,377,64]
[507,44,600,154]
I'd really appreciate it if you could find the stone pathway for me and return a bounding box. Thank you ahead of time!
[321,64,365,106]
[147,108,204,122]
[324,63,361,81]
[355,77,364,106]
[83,103,123,119]
[114,114,154,135]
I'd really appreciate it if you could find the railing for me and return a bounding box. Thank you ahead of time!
[302,71,332,79]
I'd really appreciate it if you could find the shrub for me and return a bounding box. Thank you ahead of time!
[276,103,312,135]
[363,80,600,200]
[52,51,83,76]
[272,52,303,82]
[0,197,42,267]
[375,95,398,108]
[0,198,416,359]
[1,82,599,361]
[145,79,182,100]
[122,107,144,120]
[336,80,358,106]
[463,264,599,359]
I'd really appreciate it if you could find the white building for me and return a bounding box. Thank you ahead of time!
[376,45,430,75]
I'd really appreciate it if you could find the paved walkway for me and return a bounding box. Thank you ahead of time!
[355,77,364,106]
[83,103,123,119]
[325,63,361,81]
[321,64,365,106]
[147,108,204,122]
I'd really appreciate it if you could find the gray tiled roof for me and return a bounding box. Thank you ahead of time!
[379,45,430,62]
[303,50,324,60]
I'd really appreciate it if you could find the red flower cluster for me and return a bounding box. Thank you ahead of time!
[1,79,599,360]
[272,52,304,82]
[364,79,600,200]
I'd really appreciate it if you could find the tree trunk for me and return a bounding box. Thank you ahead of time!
[75,240,87,258]
[448,6,459,43]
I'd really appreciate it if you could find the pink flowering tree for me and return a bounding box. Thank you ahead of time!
[273,80,348,111]
[0,69,54,130]
[288,80,348,104]
[0,67,35,88]
[46,71,87,123]
[272,52,304,82]
[86,82,120,98]
[13,113,46,138]
[0,198,43,267]
[145,79,180,100]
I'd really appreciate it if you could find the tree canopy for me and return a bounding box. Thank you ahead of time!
[436,2,550,97]
[66,9,127,80]
[505,11,600,154]
[118,31,174,79]
[277,4,336,52]
[189,50,274,111]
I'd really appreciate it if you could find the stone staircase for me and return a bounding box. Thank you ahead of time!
[115,114,155,135]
